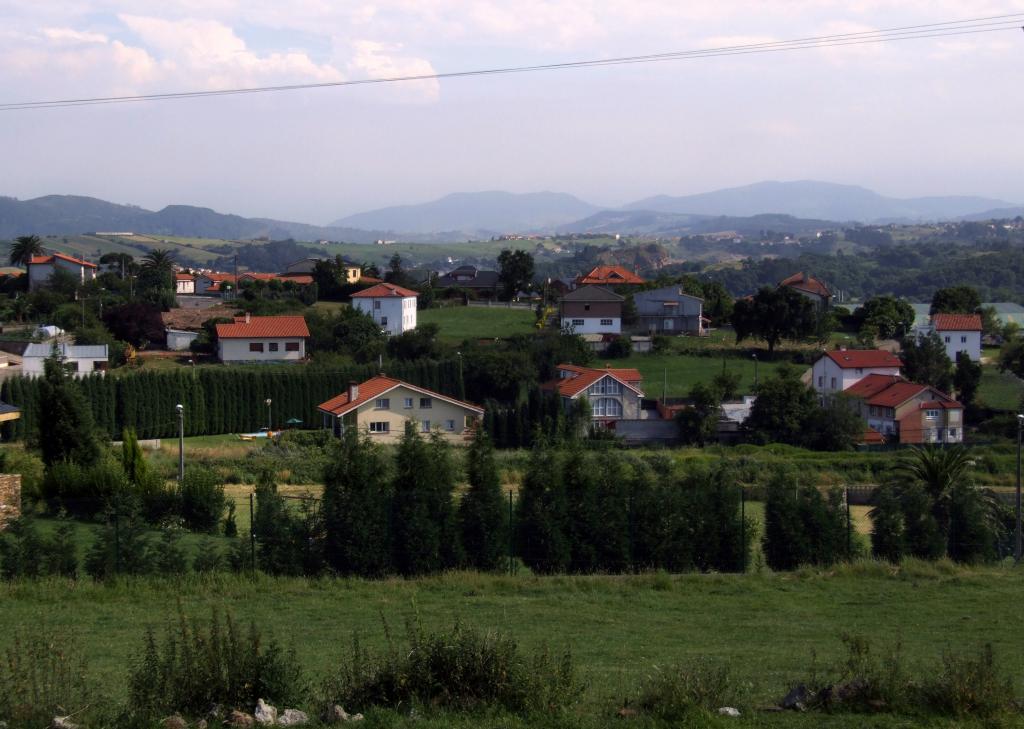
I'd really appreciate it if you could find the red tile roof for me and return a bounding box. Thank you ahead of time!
[779,272,830,298]
[215,315,310,339]
[861,426,886,445]
[932,313,982,331]
[576,265,646,286]
[919,400,963,410]
[866,381,931,408]
[28,252,98,269]
[317,375,484,417]
[844,374,906,400]
[542,364,644,398]
[822,349,902,369]
[239,272,313,285]
[175,272,194,281]
[351,283,419,298]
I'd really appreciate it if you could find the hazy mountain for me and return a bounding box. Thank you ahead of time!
[0,195,380,242]
[331,191,603,236]
[960,206,1024,221]
[558,209,838,236]
[624,181,1016,223]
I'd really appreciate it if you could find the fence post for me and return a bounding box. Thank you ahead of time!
[508,489,514,576]
[249,491,257,573]
[845,487,852,560]
[740,486,746,573]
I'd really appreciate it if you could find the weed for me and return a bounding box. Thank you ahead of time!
[919,644,1015,718]
[633,659,737,720]
[0,629,94,729]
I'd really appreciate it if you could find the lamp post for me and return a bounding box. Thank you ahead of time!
[752,353,759,389]
[1016,414,1023,562]
[265,398,272,432]
[175,404,184,482]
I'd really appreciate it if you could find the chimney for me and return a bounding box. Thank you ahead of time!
[245,311,251,324]
[348,381,359,401]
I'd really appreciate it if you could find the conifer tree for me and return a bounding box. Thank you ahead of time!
[252,468,301,575]
[870,485,905,562]
[458,428,507,571]
[36,356,101,468]
[515,438,569,573]
[391,423,442,575]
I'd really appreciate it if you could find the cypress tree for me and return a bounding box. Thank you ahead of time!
[515,439,569,573]
[458,428,507,571]
[391,422,442,575]
[871,485,906,562]
[36,357,101,469]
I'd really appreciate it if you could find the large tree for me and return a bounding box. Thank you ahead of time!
[744,365,818,445]
[930,286,981,315]
[854,295,915,339]
[8,235,44,268]
[953,351,982,412]
[731,286,818,356]
[36,355,101,468]
[497,249,534,301]
[901,332,953,392]
[457,428,508,571]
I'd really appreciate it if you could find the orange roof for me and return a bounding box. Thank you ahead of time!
[175,272,194,281]
[199,272,236,282]
[239,272,278,281]
[780,272,830,298]
[932,313,982,331]
[844,374,907,400]
[576,265,645,286]
[919,400,963,410]
[215,315,310,339]
[351,283,419,298]
[317,375,484,417]
[28,252,97,269]
[860,426,886,445]
[822,349,902,369]
[541,364,644,398]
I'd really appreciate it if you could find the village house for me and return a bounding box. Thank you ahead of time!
[27,253,97,291]
[541,363,644,423]
[779,272,832,309]
[317,375,483,442]
[559,285,623,335]
[632,285,706,335]
[194,272,237,296]
[915,313,983,362]
[435,265,501,296]
[350,283,418,336]
[215,313,309,364]
[22,342,109,377]
[175,272,195,294]
[575,265,645,288]
[810,349,903,401]
[844,374,963,444]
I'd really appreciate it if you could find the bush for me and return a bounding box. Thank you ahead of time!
[919,644,1014,718]
[322,618,580,716]
[0,514,78,580]
[0,629,93,728]
[604,335,632,358]
[180,467,226,533]
[633,660,736,720]
[41,456,129,517]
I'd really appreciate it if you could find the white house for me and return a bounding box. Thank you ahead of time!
[175,272,195,294]
[351,283,418,336]
[811,349,902,401]
[916,313,982,362]
[27,253,97,291]
[215,314,309,364]
[559,285,623,335]
[22,343,109,378]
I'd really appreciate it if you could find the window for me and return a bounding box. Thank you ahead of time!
[373,300,381,310]
[419,397,432,409]
[421,420,431,432]
[944,335,950,343]
[830,377,836,389]
[600,319,613,326]
[249,342,264,352]
[961,335,967,343]
[584,304,591,311]
[285,342,300,352]
[925,409,939,418]
[663,319,674,330]
[369,422,389,433]
[374,398,390,410]
[381,316,388,326]
[949,428,958,438]
[403,397,413,409]
[870,406,878,416]
[589,378,621,395]
[592,398,623,417]
[856,368,862,375]
[445,419,455,431]
[268,342,279,352]
[572,319,585,326]
[817,376,823,387]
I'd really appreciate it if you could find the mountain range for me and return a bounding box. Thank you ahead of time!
[1,181,1020,242]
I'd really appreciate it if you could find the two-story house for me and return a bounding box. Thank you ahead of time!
[435,265,501,296]
[632,285,705,335]
[22,342,109,377]
[27,253,97,291]
[541,364,644,424]
[318,375,483,442]
[215,313,309,363]
[916,313,982,362]
[175,272,195,294]
[810,349,902,401]
[559,286,623,335]
[350,283,418,335]
[844,374,963,444]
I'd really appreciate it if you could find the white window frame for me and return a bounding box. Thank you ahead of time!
[600,318,613,326]
[403,397,413,409]
[419,397,432,409]
[571,319,585,326]
[445,419,455,431]
[369,421,390,433]
[592,398,623,417]
[374,398,390,410]
[925,409,940,418]
[421,420,431,433]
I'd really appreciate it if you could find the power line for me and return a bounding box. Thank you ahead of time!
[2,13,1022,112]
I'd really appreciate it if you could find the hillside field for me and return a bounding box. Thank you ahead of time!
[418,305,538,342]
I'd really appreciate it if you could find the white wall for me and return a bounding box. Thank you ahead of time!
[352,296,417,335]
[939,330,982,362]
[166,330,198,351]
[561,316,621,335]
[217,338,306,363]
[22,356,106,377]
[176,279,195,294]
[811,358,901,398]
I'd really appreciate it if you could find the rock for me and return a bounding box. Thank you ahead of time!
[717,707,741,717]
[254,699,277,726]
[51,717,80,729]
[278,709,309,726]
[163,714,187,729]
[780,684,811,711]
[324,705,363,723]
[226,710,255,728]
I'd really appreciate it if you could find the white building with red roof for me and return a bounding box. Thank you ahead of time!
[175,271,195,295]
[779,272,831,308]
[575,265,646,288]
[317,375,483,442]
[215,313,310,364]
[916,313,982,362]
[844,374,963,444]
[810,348,902,400]
[27,253,97,291]
[541,363,645,423]
[351,283,418,335]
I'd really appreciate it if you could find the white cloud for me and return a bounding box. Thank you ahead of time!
[42,27,109,44]
[346,40,440,102]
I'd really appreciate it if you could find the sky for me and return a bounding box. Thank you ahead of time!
[1,1,1023,223]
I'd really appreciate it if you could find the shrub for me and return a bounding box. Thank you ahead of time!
[41,456,129,517]
[919,644,1014,718]
[84,498,153,579]
[633,660,736,720]
[180,466,226,533]
[193,540,226,573]
[605,335,632,358]
[0,514,78,580]
[0,629,93,728]
[813,634,909,713]
[322,618,580,716]
[153,528,188,576]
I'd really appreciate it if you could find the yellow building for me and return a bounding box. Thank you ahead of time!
[318,376,483,443]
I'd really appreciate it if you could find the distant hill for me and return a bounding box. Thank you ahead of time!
[623,181,1016,223]
[331,191,602,236]
[558,209,839,236]
[0,195,380,243]
[960,206,1024,222]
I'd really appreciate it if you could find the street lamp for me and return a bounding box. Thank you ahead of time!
[175,404,184,482]
[265,398,272,432]
[1016,413,1023,562]
[752,353,759,389]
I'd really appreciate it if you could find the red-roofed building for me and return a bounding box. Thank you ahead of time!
[317,375,483,442]
[175,271,195,295]
[916,313,982,362]
[541,363,645,423]
[27,252,97,290]
[215,313,310,363]
[351,283,419,335]
[810,348,902,400]
[844,374,963,444]
[779,272,831,308]
[195,272,237,296]
[576,265,646,287]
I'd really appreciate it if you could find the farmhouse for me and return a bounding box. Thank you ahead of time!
[844,374,963,444]
[559,285,623,335]
[779,272,831,309]
[810,349,902,401]
[22,342,108,377]
[215,313,309,364]
[632,285,705,335]
[351,283,418,336]
[317,375,483,442]
[541,363,644,423]
[916,313,982,362]
[27,253,97,291]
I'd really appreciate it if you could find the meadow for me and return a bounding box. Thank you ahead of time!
[418,305,538,342]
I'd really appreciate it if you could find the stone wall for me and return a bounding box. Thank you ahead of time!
[0,474,21,529]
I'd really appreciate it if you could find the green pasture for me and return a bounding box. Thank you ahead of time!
[418,305,538,342]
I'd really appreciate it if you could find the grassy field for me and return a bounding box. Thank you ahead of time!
[418,305,538,342]
[613,351,762,398]
[3,564,1024,727]
[979,366,1024,412]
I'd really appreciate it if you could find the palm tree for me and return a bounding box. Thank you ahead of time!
[898,445,973,502]
[141,248,175,276]
[8,235,44,267]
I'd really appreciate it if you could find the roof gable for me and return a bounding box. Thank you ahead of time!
[542,364,644,398]
[351,283,419,298]
[780,272,830,298]
[576,265,645,285]
[215,315,310,339]
[822,349,902,369]
[28,252,97,269]
[317,375,484,417]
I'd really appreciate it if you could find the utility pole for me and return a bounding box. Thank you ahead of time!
[752,353,759,389]
[265,398,272,432]
[176,404,184,482]
[1016,414,1023,562]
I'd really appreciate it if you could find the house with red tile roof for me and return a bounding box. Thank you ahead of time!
[844,374,963,444]
[779,272,831,308]
[810,348,902,400]
[195,272,237,296]
[541,363,645,423]
[575,265,645,288]
[317,375,483,442]
[175,271,195,295]
[351,283,418,335]
[915,313,982,362]
[215,313,310,363]
[27,252,97,290]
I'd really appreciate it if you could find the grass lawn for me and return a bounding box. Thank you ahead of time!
[979,366,1024,412]
[419,305,537,343]
[611,351,764,398]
